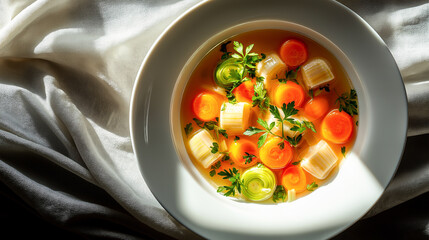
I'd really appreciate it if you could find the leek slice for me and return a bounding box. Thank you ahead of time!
[214,58,245,89]
[301,58,334,89]
[188,129,223,168]
[241,164,276,202]
[301,140,338,179]
[287,189,296,202]
[256,53,287,89]
[219,102,251,134]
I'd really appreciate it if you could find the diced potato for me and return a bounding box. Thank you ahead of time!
[301,58,334,89]
[188,129,223,168]
[219,102,251,134]
[301,140,338,179]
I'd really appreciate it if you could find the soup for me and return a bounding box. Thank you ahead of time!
[180,29,358,203]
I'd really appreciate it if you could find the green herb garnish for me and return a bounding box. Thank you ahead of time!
[273,185,287,203]
[341,146,346,157]
[184,123,193,137]
[336,89,358,116]
[243,152,257,164]
[252,80,270,110]
[307,182,319,191]
[217,168,245,196]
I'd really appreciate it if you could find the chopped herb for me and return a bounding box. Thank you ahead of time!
[184,123,193,137]
[341,146,346,157]
[222,153,230,161]
[220,41,232,60]
[252,80,270,110]
[217,168,245,196]
[286,134,303,147]
[307,182,319,191]
[336,89,358,116]
[234,136,240,142]
[210,142,219,154]
[243,152,256,164]
[292,160,302,165]
[278,66,300,84]
[209,161,222,177]
[273,185,287,203]
[193,118,228,140]
[309,84,330,98]
[221,102,226,111]
[356,121,359,126]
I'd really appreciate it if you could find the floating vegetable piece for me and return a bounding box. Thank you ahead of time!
[229,138,259,168]
[301,58,334,89]
[304,96,330,120]
[321,109,353,144]
[192,92,221,121]
[281,166,307,193]
[214,58,245,89]
[188,129,224,168]
[301,140,338,179]
[273,81,306,108]
[219,102,251,134]
[232,80,254,103]
[280,39,308,67]
[256,53,287,89]
[241,164,276,201]
[259,138,293,169]
[287,189,296,202]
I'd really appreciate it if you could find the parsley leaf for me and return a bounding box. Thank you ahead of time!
[217,168,245,196]
[210,142,219,154]
[307,182,319,191]
[291,160,302,165]
[252,81,270,110]
[278,66,300,84]
[184,123,193,137]
[273,185,287,203]
[341,146,346,157]
[336,89,358,116]
[243,152,256,164]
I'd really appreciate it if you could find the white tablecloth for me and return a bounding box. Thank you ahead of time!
[0,0,427,239]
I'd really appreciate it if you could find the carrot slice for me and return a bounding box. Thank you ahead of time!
[280,39,308,67]
[192,92,220,121]
[304,96,329,120]
[232,80,254,103]
[273,81,306,107]
[259,138,293,169]
[281,166,307,193]
[229,138,259,168]
[321,109,354,144]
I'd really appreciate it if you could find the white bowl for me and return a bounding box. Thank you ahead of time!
[130,0,407,239]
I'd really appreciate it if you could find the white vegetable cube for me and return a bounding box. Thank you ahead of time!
[256,53,287,89]
[301,58,334,89]
[219,102,251,134]
[188,129,223,168]
[301,140,338,179]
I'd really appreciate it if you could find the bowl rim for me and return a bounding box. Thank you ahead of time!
[129,0,408,239]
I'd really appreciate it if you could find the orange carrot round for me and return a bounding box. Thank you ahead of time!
[232,80,254,103]
[281,166,307,193]
[304,96,329,120]
[229,138,259,168]
[259,138,293,169]
[321,109,354,144]
[273,81,306,108]
[192,92,220,121]
[280,39,308,67]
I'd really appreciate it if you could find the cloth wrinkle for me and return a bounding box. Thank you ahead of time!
[0,1,427,239]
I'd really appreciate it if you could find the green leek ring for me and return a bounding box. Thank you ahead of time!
[241,164,276,202]
[214,58,244,89]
